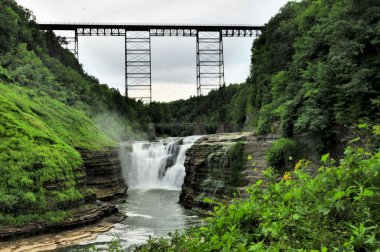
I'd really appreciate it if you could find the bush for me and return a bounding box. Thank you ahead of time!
[266,138,299,172]
[228,141,246,187]
[138,143,380,251]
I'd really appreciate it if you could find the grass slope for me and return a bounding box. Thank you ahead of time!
[0,81,116,225]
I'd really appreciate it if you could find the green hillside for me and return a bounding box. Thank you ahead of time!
[0,77,118,224]
[246,0,379,143]
[0,0,142,225]
[0,0,147,140]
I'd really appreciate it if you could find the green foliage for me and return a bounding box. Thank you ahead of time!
[0,82,117,224]
[228,141,246,187]
[0,65,13,82]
[142,84,247,136]
[0,0,147,140]
[139,144,380,251]
[243,0,380,149]
[266,138,299,172]
[0,211,68,226]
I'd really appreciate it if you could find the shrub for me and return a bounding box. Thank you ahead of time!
[266,138,299,172]
[228,141,246,187]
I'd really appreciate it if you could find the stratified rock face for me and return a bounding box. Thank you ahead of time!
[0,203,120,241]
[179,132,278,211]
[78,148,128,202]
[179,133,249,210]
[0,148,128,241]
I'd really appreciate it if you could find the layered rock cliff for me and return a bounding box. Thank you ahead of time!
[78,148,128,203]
[0,147,127,241]
[179,133,278,211]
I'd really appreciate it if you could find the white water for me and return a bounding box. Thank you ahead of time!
[66,136,202,251]
[124,136,202,190]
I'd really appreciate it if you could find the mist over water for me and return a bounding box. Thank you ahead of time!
[123,136,202,190]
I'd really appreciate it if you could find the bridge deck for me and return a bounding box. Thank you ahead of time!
[38,23,263,37]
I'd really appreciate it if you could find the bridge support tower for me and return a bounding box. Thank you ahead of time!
[125,31,152,103]
[196,31,224,96]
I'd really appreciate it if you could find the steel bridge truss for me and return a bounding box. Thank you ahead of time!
[39,24,262,102]
[67,30,79,59]
[125,31,151,102]
[196,32,224,96]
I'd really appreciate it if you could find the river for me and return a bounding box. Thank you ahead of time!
[62,136,202,251]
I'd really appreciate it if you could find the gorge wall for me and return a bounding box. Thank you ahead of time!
[79,148,128,202]
[179,133,278,211]
[0,147,127,241]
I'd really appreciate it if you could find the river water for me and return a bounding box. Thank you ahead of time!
[64,136,202,251]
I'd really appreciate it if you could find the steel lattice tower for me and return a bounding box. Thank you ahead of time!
[196,31,224,96]
[125,31,151,103]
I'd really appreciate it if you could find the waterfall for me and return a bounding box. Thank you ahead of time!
[122,136,201,190]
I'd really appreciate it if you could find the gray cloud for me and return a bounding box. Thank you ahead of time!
[16,0,290,101]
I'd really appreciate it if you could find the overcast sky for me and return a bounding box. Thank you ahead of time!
[16,0,290,102]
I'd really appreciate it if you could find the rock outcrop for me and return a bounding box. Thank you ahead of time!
[0,147,128,242]
[78,147,128,203]
[0,203,122,241]
[179,132,278,211]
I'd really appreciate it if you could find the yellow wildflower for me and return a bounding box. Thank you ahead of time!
[283,172,291,181]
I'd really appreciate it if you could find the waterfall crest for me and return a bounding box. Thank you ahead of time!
[123,136,201,190]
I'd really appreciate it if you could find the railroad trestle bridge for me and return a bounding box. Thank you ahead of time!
[38,23,263,102]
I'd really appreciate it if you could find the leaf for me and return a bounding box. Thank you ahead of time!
[373,125,380,136]
[363,189,374,197]
[283,192,293,201]
[247,155,253,160]
[292,214,300,220]
[321,153,330,162]
[333,191,345,201]
[256,180,263,186]
[348,137,360,144]
[203,197,219,205]
[211,235,219,243]
[357,123,368,129]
